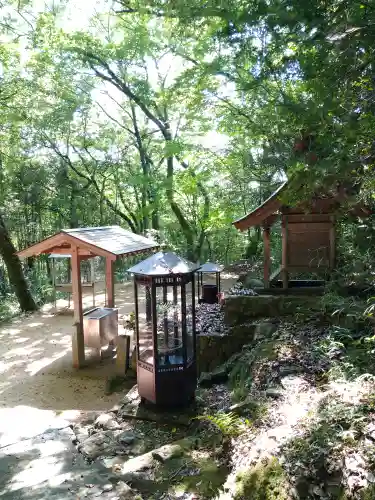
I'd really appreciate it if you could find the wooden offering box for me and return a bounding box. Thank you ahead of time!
[83,307,118,350]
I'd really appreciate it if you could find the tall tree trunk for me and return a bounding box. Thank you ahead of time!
[0,215,37,312]
[130,103,150,232]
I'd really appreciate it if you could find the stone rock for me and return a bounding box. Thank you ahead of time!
[243,276,264,289]
[116,481,134,498]
[95,413,121,431]
[279,365,303,376]
[345,453,366,472]
[78,430,118,459]
[365,423,375,441]
[347,475,367,491]
[120,451,155,479]
[197,323,256,374]
[265,387,284,399]
[199,367,228,387]
[229,399,259,416]
[254,321,278,340]
[152,443,183,463]
[117,431,136,446]
[100,456,128,469]
[117,431,136,445]
[73,423,90,444]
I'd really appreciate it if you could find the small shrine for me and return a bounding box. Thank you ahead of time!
[233,181,371,289]
[17,226,158,368]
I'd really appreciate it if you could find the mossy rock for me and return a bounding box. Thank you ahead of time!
[234,456,289,500]
[174,458,229,499]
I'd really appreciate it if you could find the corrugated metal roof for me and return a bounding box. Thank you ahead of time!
[198,262,224,273]
[127,251,200,276]
[64,226,158,256]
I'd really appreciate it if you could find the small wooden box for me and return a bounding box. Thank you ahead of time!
[83,307,118,350]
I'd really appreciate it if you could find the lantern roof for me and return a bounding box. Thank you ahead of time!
[127,251,200,276]
[198,262,224,273]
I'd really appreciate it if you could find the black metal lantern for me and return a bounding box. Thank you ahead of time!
[197,262,224,304]
[128,252,199,407]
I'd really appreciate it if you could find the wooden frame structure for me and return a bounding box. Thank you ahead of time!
[49,253,96,309]
[17,226,159,368]
[233,182,371,289]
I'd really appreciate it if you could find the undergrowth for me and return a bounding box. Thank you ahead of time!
[234,456,289,500]
[196,412,249,437]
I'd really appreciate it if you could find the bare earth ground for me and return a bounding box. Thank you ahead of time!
[0,276,237,414]
[0,282,136,413]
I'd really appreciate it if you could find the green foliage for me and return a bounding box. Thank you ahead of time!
[196,411,247,437]
[1,0,375,310]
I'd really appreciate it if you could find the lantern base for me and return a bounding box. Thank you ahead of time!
[137,360,197,408]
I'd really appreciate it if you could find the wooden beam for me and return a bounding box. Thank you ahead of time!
[106,257,115,307]
[71,246,85,369]
[46,246,94,257]
[281,216,289,289]
[286,221,333,232]
[17,233,68,258]
[285,214,333,223]
[263,227,271,287]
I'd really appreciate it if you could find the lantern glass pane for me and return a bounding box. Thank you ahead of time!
[138,297,153,364]
[156,285,183,366]
[186,280,194,362]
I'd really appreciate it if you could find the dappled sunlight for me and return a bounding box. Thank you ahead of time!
[14,337,30,343]
[0,406,72,447]
[0,279,234,412]
[0,327,21,336]
[0,406,92,498]
[0,283,142,412]
[26,350,70,376]
[10,461,66,491]
[4,345,44,359]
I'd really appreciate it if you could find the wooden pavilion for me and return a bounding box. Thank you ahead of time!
[233,182,371,289]
[17,226,159,368]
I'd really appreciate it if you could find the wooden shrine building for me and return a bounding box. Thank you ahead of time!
[17,226,158,368]
[233,182,371,289]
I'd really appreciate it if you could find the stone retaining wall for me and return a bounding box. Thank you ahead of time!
[224,294,321,326]
[197,324,256,374]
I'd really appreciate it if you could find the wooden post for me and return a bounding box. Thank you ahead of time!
[281,216,289,289]
[263,226,271,287]
[52,257,56,309]
[116,334,130,376]
[71,246,85,369]
[105,257,115,308]
[90,258,95,307]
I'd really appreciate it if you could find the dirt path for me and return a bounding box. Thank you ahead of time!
[0,282,136,412]
[0,276,236,413]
